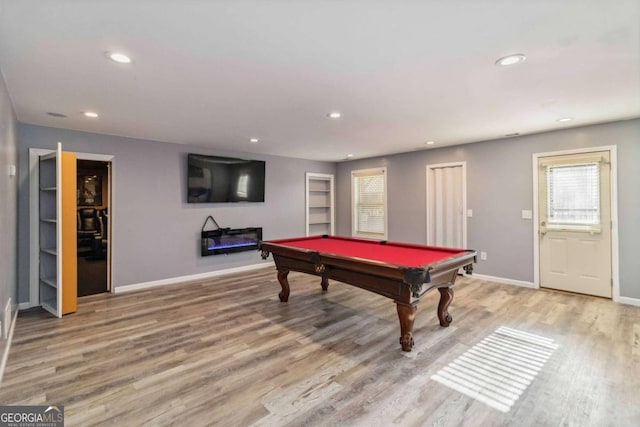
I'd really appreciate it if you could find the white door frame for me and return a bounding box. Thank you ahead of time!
[425,161,467,248]
[28,148,115,309]
[532,145,619,301]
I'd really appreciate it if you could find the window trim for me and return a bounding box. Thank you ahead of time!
[351,167,388,240]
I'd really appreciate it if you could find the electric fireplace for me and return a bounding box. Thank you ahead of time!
[201,227,262,256]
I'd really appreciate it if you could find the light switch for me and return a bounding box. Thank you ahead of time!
[522,210,532,219]
[467,209,473,218]
[7,165,16,177]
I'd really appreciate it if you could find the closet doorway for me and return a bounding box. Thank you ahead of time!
[77,160,111,296]
[426,162,467,248]
[29,149,114,312]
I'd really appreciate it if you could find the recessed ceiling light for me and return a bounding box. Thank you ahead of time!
[495,54,526,66]
[249,138,259,143]
[557,117,573,122]
[83,111,99,118]
[346,154,354,158]
[106,52,132,64]
[46,112,67,118]
[327,112,342,119]
[504,133,520,137]
[426,141,435,145]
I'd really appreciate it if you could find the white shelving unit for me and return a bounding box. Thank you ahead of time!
[305,172,335,236]
[38,145,62,318]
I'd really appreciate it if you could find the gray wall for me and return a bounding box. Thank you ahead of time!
[0,71,18,323]
[336,119,640,299]
[14,119,640,304]
[17,125,335,303]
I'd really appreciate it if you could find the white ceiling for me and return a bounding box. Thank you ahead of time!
[0,1,638,162]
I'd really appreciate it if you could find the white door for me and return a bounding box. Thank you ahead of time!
[538,151,612,297]
[426,162,466,248]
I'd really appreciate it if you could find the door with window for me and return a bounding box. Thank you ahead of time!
[538,151,611,297]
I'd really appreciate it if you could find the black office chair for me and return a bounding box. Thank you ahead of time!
[77,208,99,255]
[94,209,108,259]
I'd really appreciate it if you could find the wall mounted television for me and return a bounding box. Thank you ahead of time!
[187,154,265,203]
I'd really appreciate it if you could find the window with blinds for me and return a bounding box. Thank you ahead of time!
[352,168,387,238]
[547,162,600,225]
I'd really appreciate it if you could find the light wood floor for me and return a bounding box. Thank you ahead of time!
[2,268,639,426]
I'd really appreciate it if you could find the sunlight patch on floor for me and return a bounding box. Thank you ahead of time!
[431,326,558,412]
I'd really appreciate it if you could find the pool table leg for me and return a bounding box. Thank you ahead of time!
[396,303,417,352]
[437,286,454,326]
[320,275,329,291]
[277,270,290,302]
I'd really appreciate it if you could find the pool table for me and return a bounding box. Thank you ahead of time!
[259,235,476,351]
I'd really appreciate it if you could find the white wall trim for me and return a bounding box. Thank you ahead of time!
[114,261,275,294]
[0,309,19,385]
[465,273,536,289]
[18,302,33,310]
[618,297,640,307]
[467,274,639,306]
[426,161,467,247]
[532,145,619,300]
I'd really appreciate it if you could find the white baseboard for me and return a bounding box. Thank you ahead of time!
[0,308,18,385]
[464,273,536,289]
[18,302,33,311]
[618,296,640,307]
[114,261,275,294]
[468,274,640,306]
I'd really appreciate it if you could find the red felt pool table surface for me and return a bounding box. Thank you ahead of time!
[267,235,466,267]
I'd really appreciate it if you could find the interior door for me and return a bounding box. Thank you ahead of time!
[38,142,77,317]
[538,151,611,297]
[426,162,466,248]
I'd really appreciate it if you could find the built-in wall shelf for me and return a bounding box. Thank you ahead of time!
[305,172,335,236]
[40,277,58,289]
[39,151,60,317]
[37,142,78,318]
[41,300,57,314]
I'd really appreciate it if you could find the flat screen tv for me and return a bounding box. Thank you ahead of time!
[187,154,265,203]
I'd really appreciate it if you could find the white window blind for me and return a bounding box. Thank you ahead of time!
[547,163,600,225]
[352,168,386,238]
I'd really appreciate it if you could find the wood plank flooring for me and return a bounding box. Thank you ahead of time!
[1,267,639,426]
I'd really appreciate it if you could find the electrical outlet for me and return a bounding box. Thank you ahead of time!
[480,251,487,261]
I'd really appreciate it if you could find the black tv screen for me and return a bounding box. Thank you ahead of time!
[187,154,265,203]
